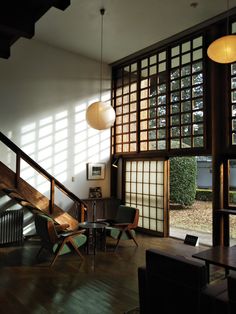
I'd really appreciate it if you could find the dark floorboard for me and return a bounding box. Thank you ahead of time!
[0,233,211,314]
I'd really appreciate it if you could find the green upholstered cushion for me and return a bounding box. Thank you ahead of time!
[107,227,136,240]
[52,233,87,255]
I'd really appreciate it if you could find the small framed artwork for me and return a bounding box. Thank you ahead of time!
[87,163,105,180]
[89,187,102,198]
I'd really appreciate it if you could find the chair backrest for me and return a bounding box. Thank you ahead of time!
[35,214,59,244]
[145,248,207,314]
[115,205,139,227]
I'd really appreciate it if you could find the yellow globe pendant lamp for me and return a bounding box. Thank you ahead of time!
[207,0,236,64]
[86,8,116,130]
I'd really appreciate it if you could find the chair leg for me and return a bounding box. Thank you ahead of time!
[127,230,138,247]
[114,230,123,251]
[68,238,84,260]
[36,246,44,259]
[50,240,67,267]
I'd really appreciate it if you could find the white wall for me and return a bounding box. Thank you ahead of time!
[0,38,112,208]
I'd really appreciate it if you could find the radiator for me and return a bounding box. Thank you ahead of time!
[0,210,24,245]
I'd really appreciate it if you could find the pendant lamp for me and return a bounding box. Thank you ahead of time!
[207,0,236,64]
[86,8,116,130]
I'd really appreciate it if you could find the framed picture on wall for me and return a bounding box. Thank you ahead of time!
[88,187,102,198]
[87,163,105,180]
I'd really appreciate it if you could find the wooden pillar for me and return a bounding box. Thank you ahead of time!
[209,21,228,246]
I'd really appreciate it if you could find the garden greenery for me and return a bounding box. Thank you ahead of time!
[170,156,197,206]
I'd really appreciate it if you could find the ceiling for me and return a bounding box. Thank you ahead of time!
[34,0,236,64]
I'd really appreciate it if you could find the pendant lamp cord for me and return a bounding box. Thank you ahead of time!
[100,8,105,101]
[227,0,229,35]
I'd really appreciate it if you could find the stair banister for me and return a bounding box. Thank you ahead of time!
[0,132,87,217]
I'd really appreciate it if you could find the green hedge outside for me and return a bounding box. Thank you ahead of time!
[196,189,236,203]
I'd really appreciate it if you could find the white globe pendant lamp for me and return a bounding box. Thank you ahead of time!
[86,8,116,130]
[207,0,236,64]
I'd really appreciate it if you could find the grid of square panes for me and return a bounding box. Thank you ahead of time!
[231,22,236,145]
[170,36,204,149]
[113,63,138,153]
[125,160,164,233]
[140,51,167,151]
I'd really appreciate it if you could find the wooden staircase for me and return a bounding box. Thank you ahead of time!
[0,132,87,235]
[0,0,70,59]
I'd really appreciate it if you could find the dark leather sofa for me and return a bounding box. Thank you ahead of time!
[138,248,236,314]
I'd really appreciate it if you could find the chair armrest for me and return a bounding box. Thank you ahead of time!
[60,229,86,237]
[55,223,70,232]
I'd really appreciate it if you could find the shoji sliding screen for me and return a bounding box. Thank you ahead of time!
[124,159,168,236]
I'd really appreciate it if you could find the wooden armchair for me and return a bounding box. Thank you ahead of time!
[106,205,139,250]
[34,214,87,267]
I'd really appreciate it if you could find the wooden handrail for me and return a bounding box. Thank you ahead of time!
[0,131,87,212]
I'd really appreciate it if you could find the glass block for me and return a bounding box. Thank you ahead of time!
[171,115,180,125]
[182,101,191,112]
[182,53,191,64]
[150,65,157,75]
[126,161,131,171]
[193,136,204,147]
[130,112,137,122]
[130,83,137,92]
[130,123,136,132]
[157,197,164,209]
[141,68,148,78]
[116,125,122,133]
[182,137,191,148]
[171,91,180,102]
[140,142,148,151]
[123,134,129,142]
[123,144,129,152]
[181,112,191,124]
[149,141,157,150]
[182,41,191,52]
[193,49,203,61]
[181,89,191,100]
[193,73,203,85]
[157,106,166,116]
[130,133,136,141]
[141,58,148,68]
[131,63,137,72]
[136,193,142,204]
[123,95,129,104]
[181,77,191,88]
[171,46,180,57]
[181,65,191,76]
[123,115,129,124]
[140,131,147,140]
[123,85,129,94]
[116,88,122,96]
[232,91,236,103]
[231,63,236,75]
[171,139,180,149]
[131,161,137,171]
[130,102,137,111]
[157,184,164,195]
[157,118,166,127]
[131,182,136,193]
[192,61,203,73]
[171,103,180,114]
[232,77,236,89]
[150,55,156,65]
[141,89,148,99]
[143,172,149,183]
[149,119,157,129]
[171,79,180,91]
[193,123,203,135]
[171,57,180,68]
[149,130,156,140]
[193,85,203,98]
[171,126,180,137]
[193,98,203,110]
[193,110,203,122]
[157,140,166,150]
[157,172,164,184]
[141,79,148,89]
[159,51,166,61]
[125,193,131,203]
[116,116,122,125]
[232,119,236,131]
[130,143,137,152]
[157,129,166,139]
[158,83,166,94]
[232,133,236,144]
[193,36,203,49]
[137,161,143,171]
[158,62,166,72]
[130,92,137,101]
[182,125,191,136]
[171,68,180,79]
[116,97,122,106]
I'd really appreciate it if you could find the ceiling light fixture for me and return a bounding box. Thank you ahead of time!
[207,0,236,64]
[86,8,116,130]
